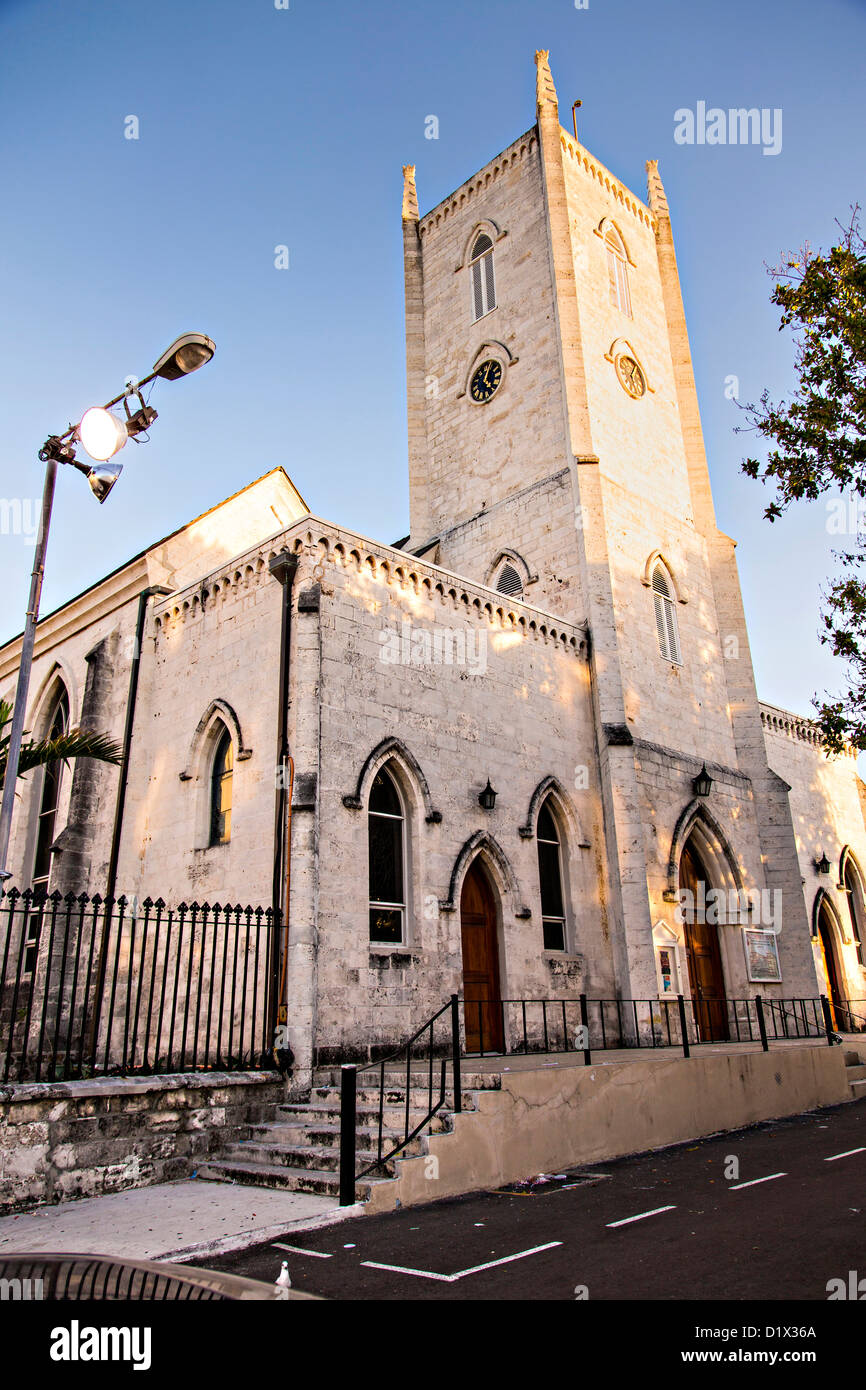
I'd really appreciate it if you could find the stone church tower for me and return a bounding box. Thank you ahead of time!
[400,50,814,1003]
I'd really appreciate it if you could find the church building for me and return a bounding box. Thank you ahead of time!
[3,51,866,1090]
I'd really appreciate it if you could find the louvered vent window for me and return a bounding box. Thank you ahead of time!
[652,567,681,664]
[470,234,496,322]
[496,563,523,598]
[605,227,632,318]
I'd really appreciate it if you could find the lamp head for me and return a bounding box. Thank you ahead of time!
[152,333,215,381]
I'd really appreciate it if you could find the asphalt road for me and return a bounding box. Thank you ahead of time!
[194,1099,866,1303]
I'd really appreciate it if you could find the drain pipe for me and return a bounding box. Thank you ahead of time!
[89,583,171,1057]
[104,584,173,905]
[269,552,298,1070]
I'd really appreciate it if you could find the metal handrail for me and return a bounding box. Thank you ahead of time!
[338,994,461,1205]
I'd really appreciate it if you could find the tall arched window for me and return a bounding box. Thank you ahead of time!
[537,797,566,952]
[31,688,70,897]
[843,860,866,967]
[368,767,406,944]
[652,565,682,665]
[605,226,632,317]
[210,727,233,845]
[25,687,69,974]
[470,233,496,322]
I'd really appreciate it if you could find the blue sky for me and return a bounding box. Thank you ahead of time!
[1,0,864,721]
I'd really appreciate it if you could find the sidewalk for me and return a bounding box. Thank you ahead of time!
[0,1178,358,1265]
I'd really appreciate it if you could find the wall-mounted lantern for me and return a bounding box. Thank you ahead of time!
[478,780,497,811]
[816,852,831,876]
[692,764,713,798]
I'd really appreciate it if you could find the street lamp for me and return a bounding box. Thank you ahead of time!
[0,334,215,886]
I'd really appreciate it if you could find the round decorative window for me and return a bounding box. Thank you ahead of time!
[615,354,646,398]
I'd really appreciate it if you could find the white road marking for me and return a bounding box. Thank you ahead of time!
[605,1205,676,1228]
[272,1242,333,1259]
[729,1172,786,1190]
[825,1147,866,1162]
[361,1240,562,1282]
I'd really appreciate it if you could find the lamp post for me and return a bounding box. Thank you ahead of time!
[0,334,215,889]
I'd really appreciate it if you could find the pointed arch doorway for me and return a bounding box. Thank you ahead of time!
[460,860,503,1053]
[816,898,845,1029]
[679,839,729,1041]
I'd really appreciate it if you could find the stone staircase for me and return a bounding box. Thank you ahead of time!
[844,1047,866,1100]
[196,1067,501,1201]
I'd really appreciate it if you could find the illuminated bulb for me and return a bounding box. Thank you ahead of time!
[78,407,128,461]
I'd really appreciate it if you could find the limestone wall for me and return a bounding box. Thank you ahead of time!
[304,525,614,1063]
[762,704,866,1005]
[0,1071,282,1213]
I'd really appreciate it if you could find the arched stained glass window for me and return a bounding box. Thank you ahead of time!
[844,860,866,968]
[210,727,233,845]
[537,797,566,952]
[31,688,70,897]
[368,767,406,944]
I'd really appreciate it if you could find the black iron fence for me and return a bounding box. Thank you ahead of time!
[0,889,279,1083]
[456,993,850,1059]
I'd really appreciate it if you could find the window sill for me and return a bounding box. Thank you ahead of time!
[369,944,420,955]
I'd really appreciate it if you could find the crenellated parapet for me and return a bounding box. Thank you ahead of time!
[418,131,538,239]
[559,134,655,229]
[152,517,589,658]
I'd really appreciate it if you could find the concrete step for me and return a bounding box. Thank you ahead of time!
[222,1138,423,1174]
[306,1083,469,1106]
[312,1070,501,1092]
[248,1116,451,1148]
[849,1078,866,1096]
[196,1159,357,1199]
[280,1092,478,1119]
[276,1104,459,1132]
[845,1063,866,1082]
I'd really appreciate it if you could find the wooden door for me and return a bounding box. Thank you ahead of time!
[680,842,729,1041]
[818,904,844,1029]
[460,862,503,1053]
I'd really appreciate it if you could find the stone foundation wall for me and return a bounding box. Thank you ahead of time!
[0,1071,283,1215]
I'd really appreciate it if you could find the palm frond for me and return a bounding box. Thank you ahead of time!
[15,730,123,776]
[0,697,122,787]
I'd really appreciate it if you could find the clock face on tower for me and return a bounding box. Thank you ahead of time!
[469,359,503,403]
[615,354,646,399]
